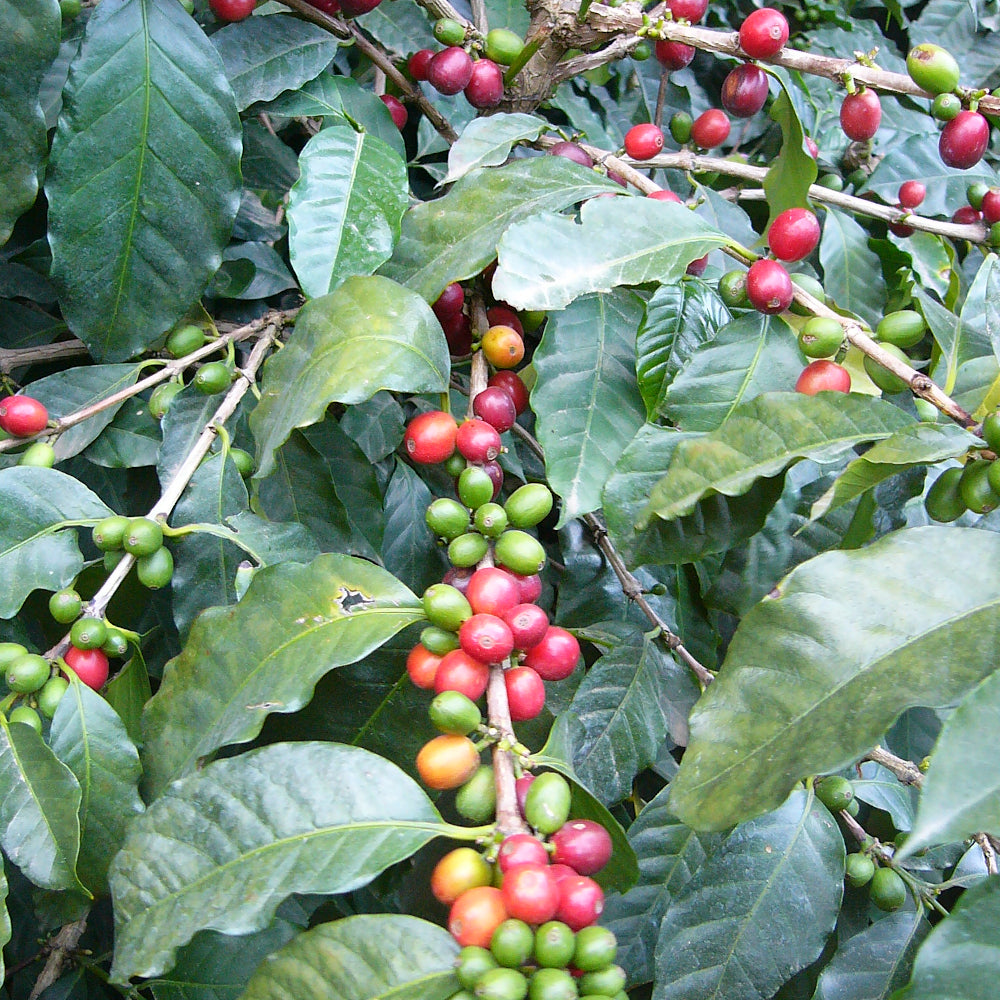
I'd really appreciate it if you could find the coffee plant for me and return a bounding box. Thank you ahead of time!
[2,0,1000,995]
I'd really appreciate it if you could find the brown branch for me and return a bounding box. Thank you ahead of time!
[0,339,90,375]
[862,745,924,786]
[29,919,87,1000]
[411,0,470,26]
[974,832,999,874]
[553,32,646,82]
[469,0,489,37]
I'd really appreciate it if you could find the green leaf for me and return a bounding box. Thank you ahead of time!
[250,277,449,479]
[812,912,928,1000]
[211,13,341,111]
[763,84,818,228]
[109,742,451,982]
[103,649,152,746]
[140,553,424,798]
[636,280,732,421]
[221,243,296,300]
[602,422,784,567]
[654,790,844,1000]
[0,863,9,984]
[819,208,886,329]
[0,716,84,893]
[288,127,408,298]
[225,511,321,567]
[238,914,460,1000]
[85,395,162,469]
[664,314,804,432]
[380,157,621,303]
[810,423,977,520]
[898,669,1000,857]
[0,467,112,618]
[493,198,735,311]
[910,0,1000,86]
[670,526,1000,831]
[340,391,405,463]
[0,0,60,244]
[890,875,1000,1000]
[381,461,448,596]
[355,0,436,56]
[853,762,916,833]
[443,114,547,184]
[48,677,144,894]
[46,0,242,361]
[532,291,646,527]
[602,786,722,987]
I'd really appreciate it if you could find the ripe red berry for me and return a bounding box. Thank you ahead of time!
[498,833,549,872]
[486,306,524,337]
[459,613,515,664]
[408,48,434,81]
[304,0,341,12]
[502,865,559,925]
[443,313,473,355]
[939,110,990,170]
[522,626,580,681]
[488,371,530,415]
[503,603,550,650]
[666,0,708,21]
[512,572,542,604]
[548,142,593,167]
[745,258,794,314]
[505,666,547,721]
[654,40,696,71]
[427,47,474,96]
[406,643,442,689]
[472,387,517,433]
[554,876,604,931]
[767,207,821,262]
[337,0,381,13]
[647,189,683,203]
[690,109,731,149]
[63,646,109,690]
[0,396,49,437]
[467,567,521,617]
[482,460,504,499]
[624,123,665,160]
[404,410,458,464]
[456,419,502,463]
[434,649,490,700]
[952,205,982,225]
[739,7,789,59]
[379,94,407,130]
[721,63,770,119]
[514,775,535,818]
[464,58,504,109]
[982,190,1000,224]
[839,88,881,141]
[795,359,852,395]
[550,820,614,876]
[209,0,255,19]
[898,180,926,209]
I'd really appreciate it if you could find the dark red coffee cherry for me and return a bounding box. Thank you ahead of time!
[550,820,614,876]
[624,123,665,160]
[666,0,708,21]
[427,47,474,95]
[548,142,593,167]
[486,306,524,337]
[433,282,465,321]
[686,254,709,276]
[465,58,504,109]
[898,180,926,209]
[721,63,770,119]
[952,205,982,225]
[380,94,407,130]
[767,207,821,262]
[473,387,517,433]
[456,419,502,463]
[442,312,473,355]
[745,258,794,314]
[337,0,381,15]
[487,371,529,415]
[982,189,1000,223]
[408,48,434,81]
[690,109,731,148]
[654,40,696,71]
[939,110,990,169]
[840,88,881,141]
[739,7,789,59]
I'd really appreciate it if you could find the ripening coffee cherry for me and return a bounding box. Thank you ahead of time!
[0,396,48,437]
[721,63,770,119]
[654,39,696,71]
[406,643,442,689]
[898,180,926,209]
[498,833,549,872]
[767,208,821,262]
[795,359,851,394]
[449,886,509,948]
[404,410,458,464]
[427,47,474,96]
[624,123,665,160]
[939,110,989,169]
[379,94,407,130]
[432,848,493,905]
[481,325,524,369]
[666,0,708,21]
[548,142,593,168]
[839,88,881,141]
[473,387,517,433]
[739,7,789,59]
[906,43,960,95]
[209,0,255,20]
[690,108,731,148]
[745,259,794,314]
[465,59,505,109]
[456,419,502,463]
[415,734,480,790]
[408,48,434,81]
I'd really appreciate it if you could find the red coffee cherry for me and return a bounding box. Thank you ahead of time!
[522,627,580,681]
[952,205,982,225]
[982,189,1000,224]
[0,396,48,437]
[404,410,458,464]
[548,142,593,168]
[465,58,504,109]
[456,419,502,463]
[767,208,821,262]
[514,776,535,818]
[488,371,530,415]
[690,109,731,149]
[433,283,464,322]
[209,0,255,20]
[486,306,524,337]
[459,613,515,664]
[503,603,550,650]
[482,460,504,499]
[648,189,683,203]
[739,7,789,59]
[839,88,881,141]
[379,94,407,130]
[624,123,665,160]
[721,63,770,119]
[443,313,473,355]
[795,359,852,394]
[63,646,109,690]
[427,47,474,95]
[337,0,382,15]
[502,865,560,925]
[408,48,434,81]
[666,0,708,21]
[654,40,696,71]
[805,136,819,158]
[498,833,549,872]
[898,180,926,209]
[449,886,508,948]
[406,643,442,689]
[467,567,521,617]
[512,572,542,604]
[505,666,547,721]
[305,0,341,12]
[473,387,517,433]
[745,258,794,314]
[550,820,614,876]
[434,649,490,700]
[939,110,990,170]
[554,876,604,931]
[686,254,709,276]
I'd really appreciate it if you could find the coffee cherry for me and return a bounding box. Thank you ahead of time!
[574,925,618,972]
[430,690,482,735]
[433,849,493,905]
[482,325,525,369]
[845,852,876,888]
[925,467,967,522]
[798,317,844,359]
[62,646,109,689]
[869,867,907,911]
[449,886,509,948]
[486,307,524,337]
[485,28,524,65]
[467,567,521,617]
[666,0,707,21]
[475,967,529,1000]
[513,572,543,604]
[739,7,789,59]
[405,410,458,464]
[473,387,518,433]
[149,381,183,420]
[434,17,466,45]
[209,0,255,20]
[579,965,627,996]
[0,396,48,437]
[505,666,546,721]
[654,40,695,71]
[407,643,442,689]
[505,483,554,528]
[548,142,593,168]
[0,644,27,674]
[432,282,465,322]
[863,343,911,394]
[7,653,51,693]
[434,649,490,700]
[456,765,497,823]
[70,617,107,651]
[648,189,684,205]
[336,0,381,14]
[303,0,341,13]
[906,43,960,95]
[423,583,473,631]
[503,603,550,650]
[898,180,926,209]
[495,530,546,576]
[427,498,472,540]
[499,833,549,872]
[523,627,580,681]
[502,865,560,925]
[876,311,926,352]
[983,190,1000,224]
[379,94,407,130]
[932,92,962,121]
[456,420,502,464]
[686,255,709,277]
[767,208,821,262]
[18,442,55,468]
[550,820,613,875]
[795,360,852,395]
[488,372,530,415]
[746,259,793,314]
[101,627,129,659]
[668,112,693,145]
[37,676,69,719]
[839,88,881,141]
[9,706,42,734]
[939,111,989,169]
[457,945,500,989]
[952,205,982,225]
[491,919,535,968]
[123,517,163,557]
[624,123,665,160]
[459,614,515,664]
[165,324,206,358]
[816,775,854,811]
[718,270,749,308]
[982,411,1000,451]
[137,547,174,589]
[524,772,572,834]
[416,734,480,789]
[721,63,770,119]
[193,361,232,394]
[408,49,434,81]
[458,467,495,510]
[465,59,505,109]
[690,109,730,148]
[554,876,604,930]
[49,588,82,624]
[534,921,576,968]
[959,459,999,514]
[427,47,474,96]
[474,503,508,539]
[527,967,576,1000]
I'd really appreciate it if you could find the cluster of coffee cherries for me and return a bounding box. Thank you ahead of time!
[950,182,1000,246]
[0,641,75,734]
[407,23,525,111]
[93,514,174,595]
[924,410,1000,520]
[438,771,626,1000]
[815,776,909,914]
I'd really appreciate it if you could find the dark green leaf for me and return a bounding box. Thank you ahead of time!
[250,277,449,478]
[0,467,112,618]
[444,114,547,184]
[532,291,646,526]
[0,864,9,984]
[910,0,1000,85]
[84,395,162,469]
[221,243,296,300]
[225,512,321,567]
[157,389,221,485]
[104,649,152,746]
[288,127,408,298]
[0,717,84,893]
[238,914,460,1000]
[851,761,916,833]
[356,0,436,56]
[242,119,299,194]
[46,0,242,360]
[211,13,340,111]
[48,678,144,894]
[140,553,424,797]
[671,526,1000,830]
[340,392,405,463]
[381,462,447,596]
[493,199,736,311]
[654,790,844,1000]
[763,85,818,227]
[109,743,451,981]
[819,208,886,329]
[0,0,60,244]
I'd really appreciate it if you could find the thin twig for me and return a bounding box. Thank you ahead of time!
[974,832,999,874]
[29,919,87,1000]
[470,0,489,37]
[554,32,647,83]
[0,339,90,375]
[862,745,924,786]
[654,66,669,131]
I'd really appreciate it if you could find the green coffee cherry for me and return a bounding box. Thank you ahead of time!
[427,498,471,540]
[816,173,845,191]
[101,627,131,659]
[869,867,907,911]
[455,765,497,823]
[448,532,490,568]
[669,111,693,144]
[137,547,174,589]
[863,343,912,394]
[9,705,42,734]
[579,965,626,997]
[932,92,961,121]
[982,412,1000,452]
[876,310,926,348]
[924,467,967,522]
[429,690,482,735]
[474,503,508,538]
[494,530,546,576]
[104,550,126,573]
[458,467,494,510]
[93,515,130,552]
[123,517,163,557]
[718,270,749,309]
[504,483,554,528]
[7,654,51,694]
[444,452,468,478]
[490,919,534,968]
[433,17,466,45]
[845,852,876,888]
[528,967,578,1000]
[193,361,232,395]
[798,317,844,359]
[484,28,524,65]
[230,448,255,477]
[474,967,528,1000]
[906,43,961,95]
[789,273,827,316]
[968,182,991,210]
[0,643,28,674]
[70,617,107,651]
[534,921,576,968]
[149,381,184,420]
[19,442,55,468]
[166,324,206,359]
[421,625,461,655]
[523,771,572,834]
[632,40,652,60]
[816,775,854,812]
[456,946,498,990]
[959,460,999,514]
[37,676,69,718]
[423,583,473,631]
[574,925,618,971]
[49,588,82,625]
